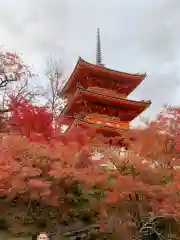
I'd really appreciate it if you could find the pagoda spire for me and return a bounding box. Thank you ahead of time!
[96,28,104,67]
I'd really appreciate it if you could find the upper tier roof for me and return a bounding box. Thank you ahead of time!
[61,57,147,97]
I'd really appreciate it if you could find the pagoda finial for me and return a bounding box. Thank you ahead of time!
[96,28,104,67]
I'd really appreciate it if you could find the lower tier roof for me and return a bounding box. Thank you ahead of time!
[66,118,128,147]
[69,117,128,136]
[84,114,129,130]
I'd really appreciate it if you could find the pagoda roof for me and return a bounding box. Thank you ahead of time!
[85,114,129,128]
[72,117,127,135]
[61,57,146,96]
[79,85,151,108]
[62,86,151,121]
[65,118,127,148]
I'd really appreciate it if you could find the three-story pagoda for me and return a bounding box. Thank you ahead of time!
[60,29,151,143]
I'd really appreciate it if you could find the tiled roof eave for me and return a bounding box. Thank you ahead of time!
[60,57,147,95]
[77,85,151,108]
[75,117,129,132]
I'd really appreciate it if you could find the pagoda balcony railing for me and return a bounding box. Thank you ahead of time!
[84,114,130,130]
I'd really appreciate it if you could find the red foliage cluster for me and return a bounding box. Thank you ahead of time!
[1,97,180,236]
[0,98,105,206]
[9,97,55,142]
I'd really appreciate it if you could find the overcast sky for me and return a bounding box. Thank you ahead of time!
[1,0,180,123]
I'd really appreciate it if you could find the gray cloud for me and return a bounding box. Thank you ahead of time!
[0,0,180,120]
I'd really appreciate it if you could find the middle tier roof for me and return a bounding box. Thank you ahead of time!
[62,86,151,122]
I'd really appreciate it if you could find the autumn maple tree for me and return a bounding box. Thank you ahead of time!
[0,97,108,235]
[1,95,180,239]
[100,106,180,239]
[0,50,35,113]
[0,97,179,239]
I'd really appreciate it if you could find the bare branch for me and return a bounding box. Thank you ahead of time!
[43,57,67,118]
